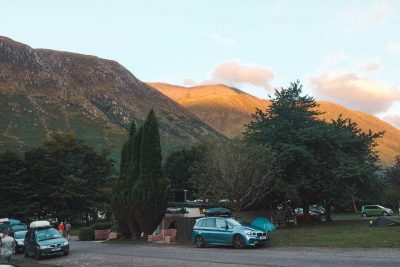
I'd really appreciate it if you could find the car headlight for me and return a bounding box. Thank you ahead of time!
[40,245,50,249]
[244,231,256,236]
[17,241,24,245]
[63,241,69,246]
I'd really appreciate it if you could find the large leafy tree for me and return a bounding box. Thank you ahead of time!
[244,81,383,222]
[25,131,114,223]
[189,140,281,211]
[385,156,400,213]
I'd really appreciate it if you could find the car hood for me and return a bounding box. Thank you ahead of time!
[38,237,67,246]
[240,225,266,233]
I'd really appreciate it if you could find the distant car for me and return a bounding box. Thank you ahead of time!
[24,221,69,259]
[293,208,321,221]
[13,230,27,253]
[192,216,269,249]
[309,205,325,215]
[361,205,393,217]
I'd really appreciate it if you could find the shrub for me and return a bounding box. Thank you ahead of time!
[90,222,114,230]
[78,227,94,241]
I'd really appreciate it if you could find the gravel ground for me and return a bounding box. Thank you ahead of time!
[13,239,400,267]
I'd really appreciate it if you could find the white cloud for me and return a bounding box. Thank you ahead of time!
[310,72,400,114]
[383,114,400,129]
[208,33,238,47]
[387,41,400,55]
[206,61,275,91]
[358,59,381,72]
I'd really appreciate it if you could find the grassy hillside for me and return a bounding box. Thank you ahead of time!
[149,82,400,165]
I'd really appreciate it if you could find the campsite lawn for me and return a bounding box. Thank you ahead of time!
[269,219,400,248]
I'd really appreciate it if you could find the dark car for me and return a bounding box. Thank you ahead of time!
[24,221,69,259]
[13,230,27,253]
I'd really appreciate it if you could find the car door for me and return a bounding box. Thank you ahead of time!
[370,205,379,216]
[202,218,218,244]
[215,218,233,245]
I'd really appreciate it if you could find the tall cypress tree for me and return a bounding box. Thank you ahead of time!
[134,110,170,235]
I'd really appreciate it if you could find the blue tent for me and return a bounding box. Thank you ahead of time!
[251,217,276,232]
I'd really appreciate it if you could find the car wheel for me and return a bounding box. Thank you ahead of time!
[233,234,244,249]
[195,235,205,248]
[35,250,42,260]
[64,250,69,256]
[361,212,367,217]
[383,211,388,216]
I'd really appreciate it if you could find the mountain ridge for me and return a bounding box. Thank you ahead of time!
[0,36,224,161]
[149,82,400,165]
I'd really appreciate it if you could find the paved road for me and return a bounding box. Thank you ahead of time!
[13,239,400,267]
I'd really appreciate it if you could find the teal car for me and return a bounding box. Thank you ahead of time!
[192,216,269,249]
[361,205,393,217]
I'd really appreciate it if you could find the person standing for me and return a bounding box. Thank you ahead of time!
[58,222,65,236]
[0,230,15,264]
[65,222,71,240]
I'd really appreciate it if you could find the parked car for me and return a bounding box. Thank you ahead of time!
[309,205,325,215]
[24,221,69,259]
[192,216,269,249]
[293,208,321,222]
[0,218,23,238]
[361,205,393,217]
[13,230,27,253]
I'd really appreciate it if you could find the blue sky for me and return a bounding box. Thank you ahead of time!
[2,0,400,127]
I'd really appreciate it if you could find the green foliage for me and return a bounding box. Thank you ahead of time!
[134,110,170,235]
[384,157,400,211]
[78,227,94,241]
[112,110,169,237]
[189,140,280,211]
[90,222,114,230]
[0,131,114,223]
[244,81,383,220]
[164,145,205,196]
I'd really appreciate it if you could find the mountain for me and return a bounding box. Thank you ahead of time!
[149,82,400,165]
[0,37,224,161]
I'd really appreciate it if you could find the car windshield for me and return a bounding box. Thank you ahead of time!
[226,217,249,226]
[36,228,62,241]
[15,231,27,239]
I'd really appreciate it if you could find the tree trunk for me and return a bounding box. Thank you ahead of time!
[302,199,310,224]
[127,215,142,239]
[325,200,332,221]
[352,196,358,213]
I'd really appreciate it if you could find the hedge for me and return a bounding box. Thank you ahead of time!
[78,227,94,241]
[90,222,114,230]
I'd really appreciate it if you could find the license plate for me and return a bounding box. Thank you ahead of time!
[260,236,266,240]
[52,248,61,251]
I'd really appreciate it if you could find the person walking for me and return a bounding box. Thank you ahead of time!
[65,222,71,240]
[58,222,65,237]
[0,230,15,264]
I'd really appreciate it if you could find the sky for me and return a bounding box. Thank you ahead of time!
[1,0,400,127]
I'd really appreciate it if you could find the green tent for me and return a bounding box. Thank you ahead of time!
[251,217,276,232]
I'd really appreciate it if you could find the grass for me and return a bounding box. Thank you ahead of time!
[269,219,400,248]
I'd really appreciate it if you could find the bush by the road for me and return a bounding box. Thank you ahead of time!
[79,227,94,241]
[90,222,114,230]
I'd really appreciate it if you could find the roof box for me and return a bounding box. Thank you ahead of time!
[30,220,50,229]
